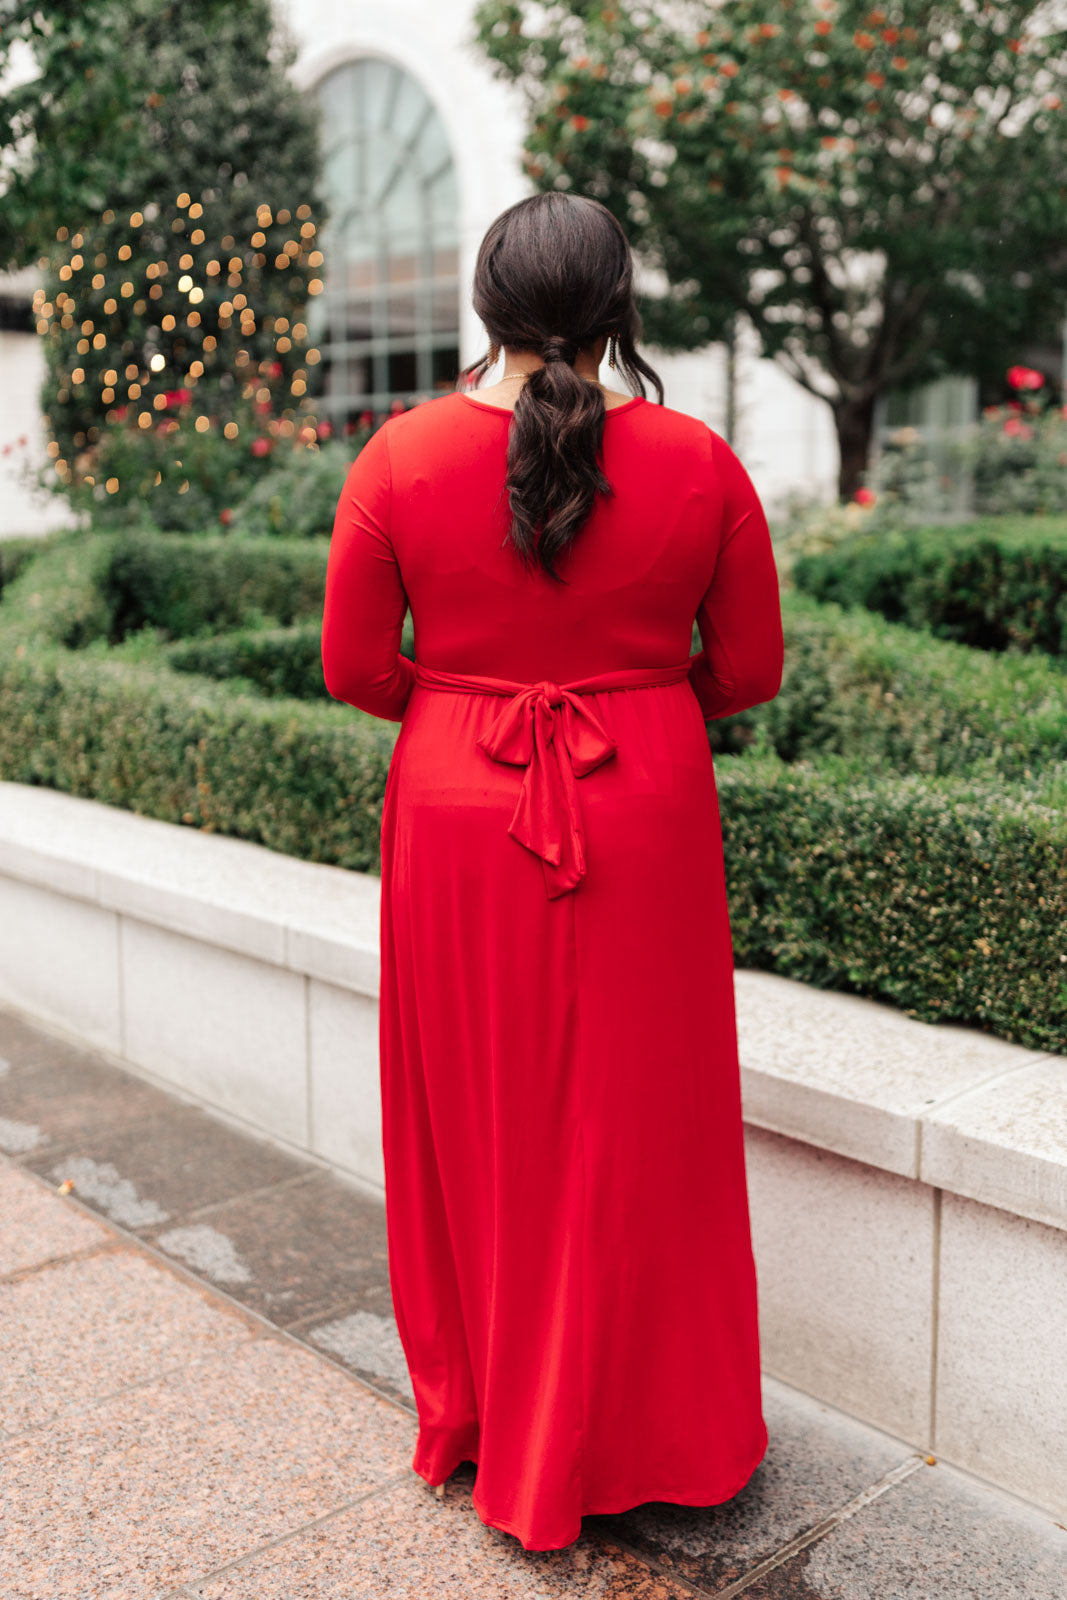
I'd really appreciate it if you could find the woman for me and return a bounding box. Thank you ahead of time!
[321,191,785,1552]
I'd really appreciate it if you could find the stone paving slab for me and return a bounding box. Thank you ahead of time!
[25,1101,314,1230]
[146,1169,395,1329]
[740,1459,1067,1599]
[4,1005,1067,1599]
[0,1244,253,1437]
[0,1008,175,1157]
[581,1383,916,1591]
[0,1331,416,1600]
[181,1471,698,1600]
[0,1164,111,1276]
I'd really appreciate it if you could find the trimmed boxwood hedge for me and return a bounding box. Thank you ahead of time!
[0,644,396,873]
[162,592,1067,786]
[716,752,1066,1053]
[0,528,329,652]
[746,591,1067,781]
[2,525,1066,1051]
[98,529,329,643]
[167,614,416,697]
[0,638,1062,1050]
[792,515,1067,657]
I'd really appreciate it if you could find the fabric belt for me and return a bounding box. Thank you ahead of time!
[412,659,694,899]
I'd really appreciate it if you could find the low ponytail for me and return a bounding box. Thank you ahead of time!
[458,194,663,583]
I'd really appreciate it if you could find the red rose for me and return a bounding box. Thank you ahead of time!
[219,508,234,526]
[1006,365,1044,391]
[853,486,876,506]
[250,437,272,457]
[316,420,333,439]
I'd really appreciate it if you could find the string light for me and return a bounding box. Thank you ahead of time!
[44,188,327,496]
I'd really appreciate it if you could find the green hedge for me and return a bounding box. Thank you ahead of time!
[166,614,417,697]
[792,516,1067,657]
[163,591,1067,785]
[0,529,330,650]
[0,645,395,873]
[717,751,1067,1053]
[99,530,329,643]
[1,635,1062,1050]
[0,537,47,597]
[3,528,1066,1050]
[742,591,1067,782]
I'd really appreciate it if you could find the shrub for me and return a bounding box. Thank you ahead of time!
[0,537,49,597]
[167,612,416,697]
[792,517,1067,656]
[0,629,1062,1051]
[96,530,330,642]
[744,592,1067,782]
[229,438,365,537]
[0,645,395,874]
[858,407,1067,529]
[718,751,1066,1054]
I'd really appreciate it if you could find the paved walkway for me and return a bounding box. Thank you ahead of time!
[2,1005,1066,1598]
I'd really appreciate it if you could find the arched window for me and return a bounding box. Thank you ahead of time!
[309,56,460,427]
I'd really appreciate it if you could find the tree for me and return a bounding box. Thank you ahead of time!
[0,0,186,271]
[1,0,331,505]
[472,0,1067,499]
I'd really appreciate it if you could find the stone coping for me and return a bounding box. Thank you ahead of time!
[1,781,1064,1234]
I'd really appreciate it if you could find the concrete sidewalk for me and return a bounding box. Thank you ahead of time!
[2,1006,1065,1598]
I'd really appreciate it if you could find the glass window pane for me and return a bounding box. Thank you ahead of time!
[313,57,460,421]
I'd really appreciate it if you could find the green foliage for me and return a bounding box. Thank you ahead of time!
[96,531,329,642]
[58,404,275,531]
[4,516,1067,1049]
[0,530,116,650]
[0,536,47,597]
[472,0,1067,494]
[792,516,1067,655]
[167,612,416,697]
[718,751,1067,1053]
[863,406,1067,527]
[229,439,362,537]
[0,0,171,269]
[14,0,330,497]
[0,646,395,873]
[745,591,1067,781]
[0,529,328,648]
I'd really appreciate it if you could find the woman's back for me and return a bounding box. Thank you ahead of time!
[322,389,783,719]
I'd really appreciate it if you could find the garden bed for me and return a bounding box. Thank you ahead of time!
[2,522,1064,1050]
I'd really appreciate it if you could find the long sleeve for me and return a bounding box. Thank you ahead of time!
[321,420,416,722]
[688,428,785,721]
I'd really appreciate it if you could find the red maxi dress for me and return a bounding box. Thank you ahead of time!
[321,389,785,1551]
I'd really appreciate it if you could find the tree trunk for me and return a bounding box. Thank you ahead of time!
[834,392,877,502]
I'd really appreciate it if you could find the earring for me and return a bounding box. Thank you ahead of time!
[487,340,500,368]
[607,333,618,371]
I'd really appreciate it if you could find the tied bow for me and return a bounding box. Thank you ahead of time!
[476,681,618,899]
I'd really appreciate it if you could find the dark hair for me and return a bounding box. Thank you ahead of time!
[457,192,664,582]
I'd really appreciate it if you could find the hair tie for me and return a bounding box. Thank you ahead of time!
[542,335,580,365]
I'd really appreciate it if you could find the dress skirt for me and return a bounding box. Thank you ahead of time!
[377,664,769,1552]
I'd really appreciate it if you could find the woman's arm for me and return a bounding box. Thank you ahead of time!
[688,428,785,721]
[321,421,416,723]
